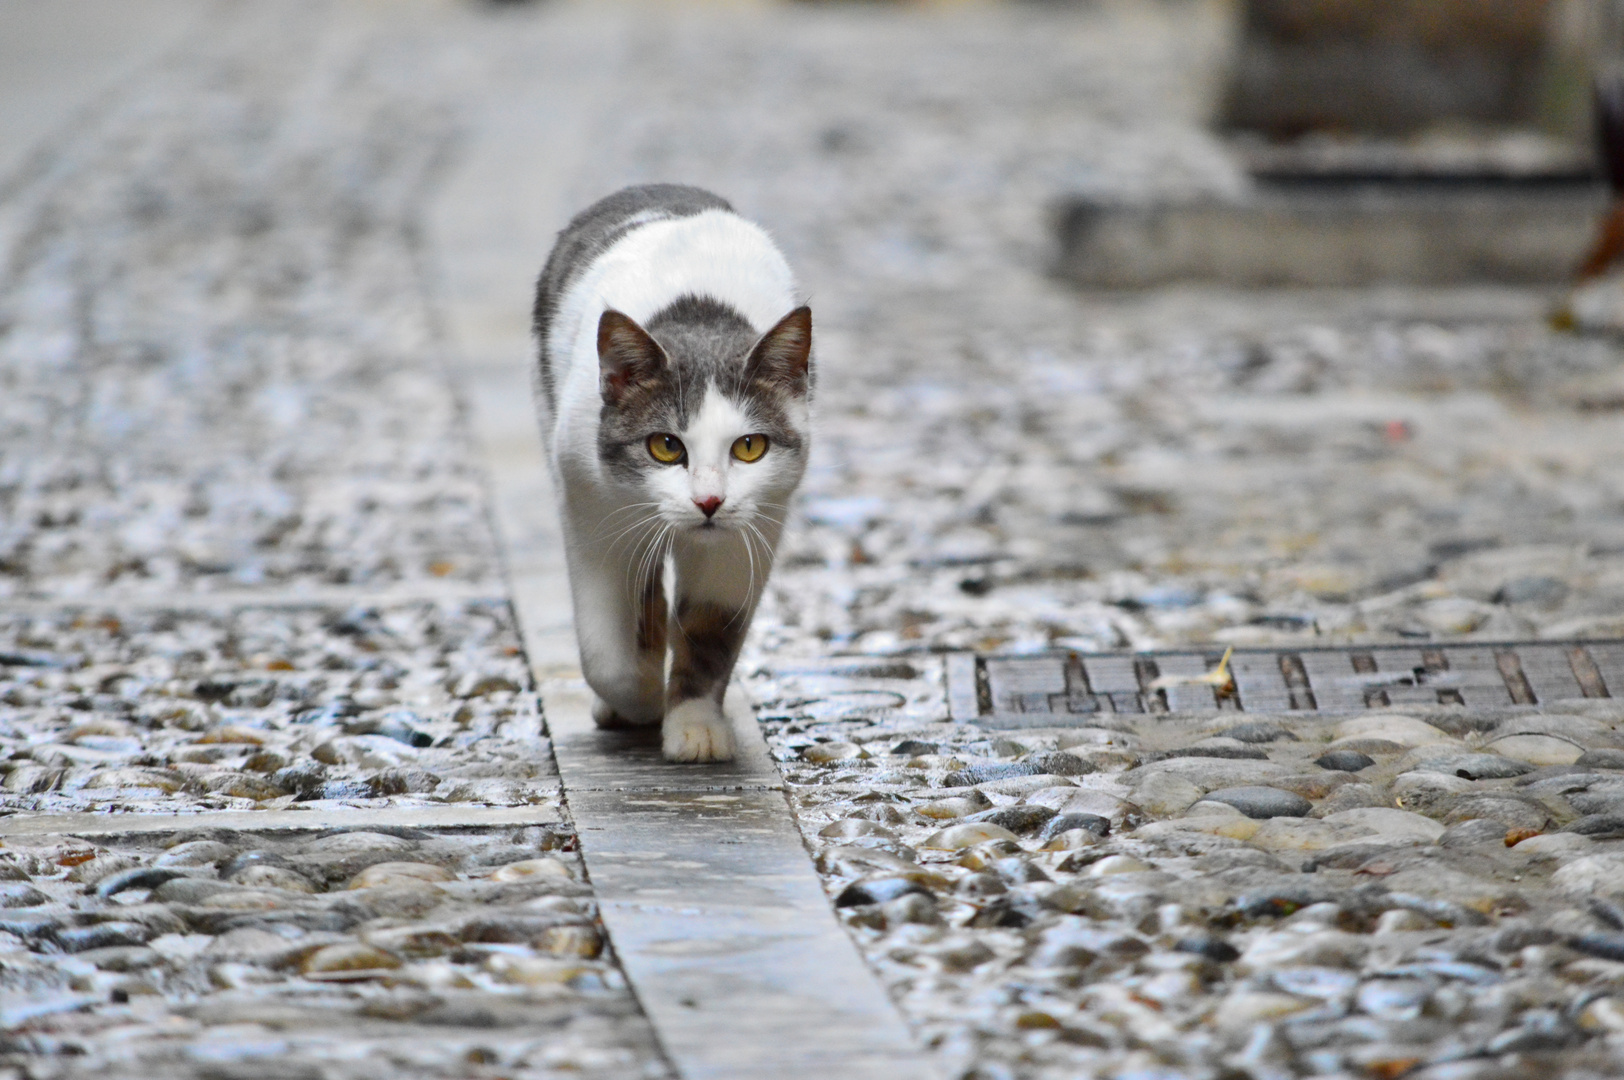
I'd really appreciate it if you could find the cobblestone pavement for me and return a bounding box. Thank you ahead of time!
[6,0,1624,1078]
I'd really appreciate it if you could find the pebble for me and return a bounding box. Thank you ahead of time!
[0,883,48,908]
[154,841,237,867]
[1024,752,1093,776]
[1443,795,1550,832]
[220,850,296,880]
[1220,722,1296,744]
[1130,772,1203,816]
[1038,830,1101,852]
[973,774,1074,797]
[1508,832,1588,856]
[1357,978,1432,1019]
[1562,814,1624,840]
[1576,748,1624,770]
[1332,715,1457,749]
[1578,996,1624,1034]
[1173,936,1239,962]
[1392,770,1475,805]
[536,924,604,959]
[228,865,317,893]
[301,942,402,975]
[152,878,237,904]
[1086,855,1150,877]
[1484,734,1585,766]
[835,876,934,907]
[360,925,458,958]
[1323,807,1446,842]
[1551,854,1624,897]
[962,805,1056,833]
[1037,812,1110,840]
[199,889,294,911]
[803,742,862,764]
[1315,750,1375,772]
[347,862,456,890]
[1415,752,1532,780]
[489,858,573,884]
[1212,991,1314,1029]
[920,823,1019,850]
[943,763,1045,787]
[303,832,416,856]
[204,772,288,801]
[1438,819,1511,848]
[1202,786,1312,819]
[1567,933,1624,962]
[1374,909,1435,933]
[819,818,898,840]
[915,793,992,820]
[485,954,595,986]
[58,923,152,953]
[77,945,161,972]
[1157,740,1268,761]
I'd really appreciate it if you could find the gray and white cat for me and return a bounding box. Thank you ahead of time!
[533,185,812,762]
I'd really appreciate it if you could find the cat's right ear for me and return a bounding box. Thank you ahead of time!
[598,309,667,404]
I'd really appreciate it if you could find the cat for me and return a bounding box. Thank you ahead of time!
[532,184,812,763]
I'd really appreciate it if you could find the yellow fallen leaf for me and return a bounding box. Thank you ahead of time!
[1149,647,1234,691]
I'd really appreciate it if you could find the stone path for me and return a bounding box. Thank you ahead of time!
[6,2,1624,1079]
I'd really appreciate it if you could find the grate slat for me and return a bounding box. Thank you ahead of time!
[1231,652,1294,712]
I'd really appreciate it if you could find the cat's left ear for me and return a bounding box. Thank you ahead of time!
[743,306,812,396]
[598,309,668,404]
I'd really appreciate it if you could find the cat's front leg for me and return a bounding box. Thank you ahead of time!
[662,537,759,762]
[563,522,667,728]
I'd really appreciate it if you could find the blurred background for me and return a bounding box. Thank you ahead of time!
[5,0,1624,657]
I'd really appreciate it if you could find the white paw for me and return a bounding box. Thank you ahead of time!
[662,699,737,763]
[591,694,660,729]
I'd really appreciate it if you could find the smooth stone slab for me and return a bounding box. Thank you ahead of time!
[548,687,933,1080]
[1055,186,1606,288]
[546,683,780,795]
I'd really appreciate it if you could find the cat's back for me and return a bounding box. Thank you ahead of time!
[533,184,796,414]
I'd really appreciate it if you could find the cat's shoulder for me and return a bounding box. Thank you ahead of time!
[543,185,735,288]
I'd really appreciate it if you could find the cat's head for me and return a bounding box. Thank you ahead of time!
[595,296,811,538]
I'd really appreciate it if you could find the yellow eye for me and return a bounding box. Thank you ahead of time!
[731,434,768,463]
[647,433,685,464]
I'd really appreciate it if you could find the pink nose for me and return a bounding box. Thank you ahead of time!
[694,495,724,519]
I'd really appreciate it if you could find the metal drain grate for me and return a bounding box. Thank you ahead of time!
[945,641,1624,728]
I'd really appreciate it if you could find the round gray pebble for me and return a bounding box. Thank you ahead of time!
[1203,786,1313,819]
[1315,750,1375,772]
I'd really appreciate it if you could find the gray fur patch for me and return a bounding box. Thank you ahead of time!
[533,184,733,411]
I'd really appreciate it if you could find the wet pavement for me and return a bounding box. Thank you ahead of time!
[5,0,1624,1077]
